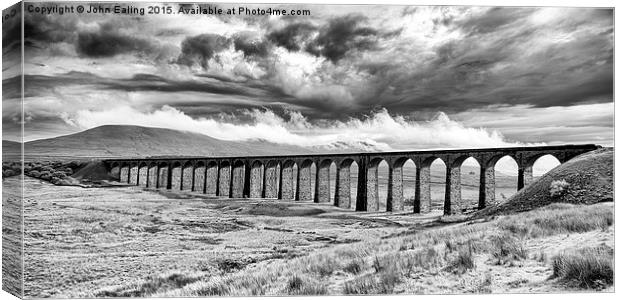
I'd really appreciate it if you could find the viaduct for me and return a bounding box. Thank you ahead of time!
[103,144,600,215]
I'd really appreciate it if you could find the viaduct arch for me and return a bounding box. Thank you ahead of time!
[104,144,600,215]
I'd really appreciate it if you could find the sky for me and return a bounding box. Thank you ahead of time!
[1,2,614,155]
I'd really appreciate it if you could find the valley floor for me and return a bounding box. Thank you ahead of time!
[7,177,614,297]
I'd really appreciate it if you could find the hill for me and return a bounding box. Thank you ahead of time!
[476,147,613,216]
[1,140,21,160]
[3,125,318,160]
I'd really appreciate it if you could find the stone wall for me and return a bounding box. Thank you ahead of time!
[206,163,218,195]
[250,163,263,198]
[218,163,231,197]
[193,165,206,193]
[158,166,169,188]
[138,165,148,187]
[231,162,245,198]
[148,165,158,188]
[171,166,182,190]
[120,166,129,183]
[129,165,139,185]
[264,164,279,198]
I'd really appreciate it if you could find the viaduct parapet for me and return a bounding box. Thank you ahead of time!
[103,144,599,215]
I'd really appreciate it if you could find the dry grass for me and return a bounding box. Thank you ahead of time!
[489,234,528,265]
[18,175,613,297]
[285,275,329,295]
[497,203,613,238]
[93,272,205,297]
[552,245,614,289]
[445,243,476,274]
[144,202,613,296]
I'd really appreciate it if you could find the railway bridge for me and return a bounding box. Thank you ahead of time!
[104,144,599,215]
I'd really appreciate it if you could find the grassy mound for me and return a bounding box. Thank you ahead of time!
[70,161,115,182]
[478,148,613,216]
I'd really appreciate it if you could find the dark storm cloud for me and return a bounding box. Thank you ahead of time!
[306,14,382,62]
[76,26,156,58]
[233,32,270,58]
[176,33,231,69]
[2,74,22,99]
[13,6,614,127]
[2,3,22,54]
[347,8,614,115]
[9,71,294,103]
[267,22,317,52]
[104,73,252,96]
[24,14,78,44]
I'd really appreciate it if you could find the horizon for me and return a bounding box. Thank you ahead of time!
[3,123,603,175]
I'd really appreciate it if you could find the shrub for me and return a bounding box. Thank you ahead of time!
[52,171,67,178]
[552,246,614,289]
[215,258,246,274]
[40,171,51,181]
[29,170,41,178]
[549,179,570,197]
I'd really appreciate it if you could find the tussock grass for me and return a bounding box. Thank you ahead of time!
[285,275,328,295]
[343,259,364,274]
[343,269,401,294]
[497,203,613,238]
[446,243,476,274]
[552,245,614,289]
[93,272,204,297]
[102,203,612,297]
[489,235,527,265]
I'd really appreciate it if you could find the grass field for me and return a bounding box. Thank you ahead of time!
[11,175,613,297]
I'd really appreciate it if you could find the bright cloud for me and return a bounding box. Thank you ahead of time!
[60,106,536,151]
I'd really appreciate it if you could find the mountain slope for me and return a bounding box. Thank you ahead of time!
[5,125,318,160]
[1,140,21,160]
[476,147,613,216]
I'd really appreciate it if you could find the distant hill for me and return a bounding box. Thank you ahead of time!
[2,125,318,160]
[2,140,21,160]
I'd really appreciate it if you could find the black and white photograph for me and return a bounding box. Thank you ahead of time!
[1,0,616,298]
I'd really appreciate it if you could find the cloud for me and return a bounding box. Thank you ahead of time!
[7,5,613,149]
[59,106,531,151]
[267,22,317,52]
[176,33,231,69]
[233,31,270,58]
[306,14,382,62]
[452,103,614,146]
[457,7,535,36]
[76,29,155,57]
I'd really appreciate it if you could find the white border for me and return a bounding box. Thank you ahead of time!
[0,1,617,300]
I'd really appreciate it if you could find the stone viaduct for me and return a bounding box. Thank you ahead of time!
[103,144,599,215]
